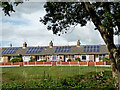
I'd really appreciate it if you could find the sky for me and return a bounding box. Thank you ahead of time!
[0,2,119,47]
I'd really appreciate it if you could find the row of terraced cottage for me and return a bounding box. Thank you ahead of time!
[0,40,110,63]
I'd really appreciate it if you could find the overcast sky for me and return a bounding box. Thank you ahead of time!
[0,2,119,47]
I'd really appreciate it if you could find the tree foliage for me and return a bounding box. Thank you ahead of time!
[1,1,120,88]
[40,2,120,88]
[40,2,120,35]
[10,54,23,63]
[0,2,22,16]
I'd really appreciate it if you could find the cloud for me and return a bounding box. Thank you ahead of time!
[1,2,118,48]
[61,22,105,45]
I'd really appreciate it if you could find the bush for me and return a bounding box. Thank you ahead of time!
[29,57,35,62]
[61,60,64,62]
[67,59,71,62]
[103,57,110,62]
[75,58,81,61]
[37,60,47,62]
[10,54,23,63]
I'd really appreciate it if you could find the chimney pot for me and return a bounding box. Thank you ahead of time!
[49,41,53,48]
[23,42,27,49]
[10,43,12,47]
[77,40,80,47]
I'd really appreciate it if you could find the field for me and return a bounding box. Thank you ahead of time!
[1,66,116,88]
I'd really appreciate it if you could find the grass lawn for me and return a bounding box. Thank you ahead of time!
[1,66,115,88]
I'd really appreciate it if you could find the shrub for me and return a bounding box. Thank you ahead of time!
[75,58,81,61]
[43,60,47,62]
[61,60,64,62]
[10,54,23,63]
[29,57,35,62]
[103,57,110,62]
[67,59,71,62]
[37,60,47,62]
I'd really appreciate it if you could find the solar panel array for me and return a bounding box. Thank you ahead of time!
[26,47,43,53]
[54,47,71,53]
[83,46,100,52]
[2,48,18,54]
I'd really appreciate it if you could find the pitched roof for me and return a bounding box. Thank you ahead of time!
[1,44,110,56]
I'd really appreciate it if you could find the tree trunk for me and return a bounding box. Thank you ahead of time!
[109,52,120,89]
[117,58,120,90]
[83,2,120,89]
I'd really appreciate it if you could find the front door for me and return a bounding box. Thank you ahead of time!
[52,55,58,61]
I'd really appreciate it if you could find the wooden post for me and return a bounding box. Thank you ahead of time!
[51,62,53,65]
[94,62,96,66]
[104,62,106,65]
[87,61,88,66]
[56,61,57,66]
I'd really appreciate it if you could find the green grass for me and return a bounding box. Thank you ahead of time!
[1,66,115,88]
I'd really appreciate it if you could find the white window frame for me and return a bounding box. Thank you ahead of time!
[23,56,30,62]
[0,57,3,62]
[81,55,87,61]
[50,55,59,61]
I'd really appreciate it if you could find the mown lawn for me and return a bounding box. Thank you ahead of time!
[1,66,116,88]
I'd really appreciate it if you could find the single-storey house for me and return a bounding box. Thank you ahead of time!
[1,40,117,63]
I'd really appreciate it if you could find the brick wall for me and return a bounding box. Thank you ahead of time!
[31,56,35,58]
[46,56,50,61]
[74,55,80,58]
[89,55,94,62]
[3,56,9,63]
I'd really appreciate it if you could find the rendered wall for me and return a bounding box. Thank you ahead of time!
[89,55,94,62]
[3,56,9,63]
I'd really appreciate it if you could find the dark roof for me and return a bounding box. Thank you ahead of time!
[1,44,110,56]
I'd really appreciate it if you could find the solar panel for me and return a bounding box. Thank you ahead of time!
[97,46,100,48]
[63,50,66,52]
[83,49,86,52]
[94,46,96,48]
[2,48,18,54]
[26,47,43,54]
[83,46,100,52]
[54,46,71,53]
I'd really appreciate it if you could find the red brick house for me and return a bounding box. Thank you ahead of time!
[0,40,112,63]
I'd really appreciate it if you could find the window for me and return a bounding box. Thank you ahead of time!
[99,54,105,57]
[60,56,62,59]
[82,56,86,60]
[52,56,56,60]
[99,55,102,57]
[51,55,59,61]
[103,55,105,57]
[70,55,74,58]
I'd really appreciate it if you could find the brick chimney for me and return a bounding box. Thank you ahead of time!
[10,43,12,47]
[77,40,80,47]
[49,41,53,48]
[23,42,27,49]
